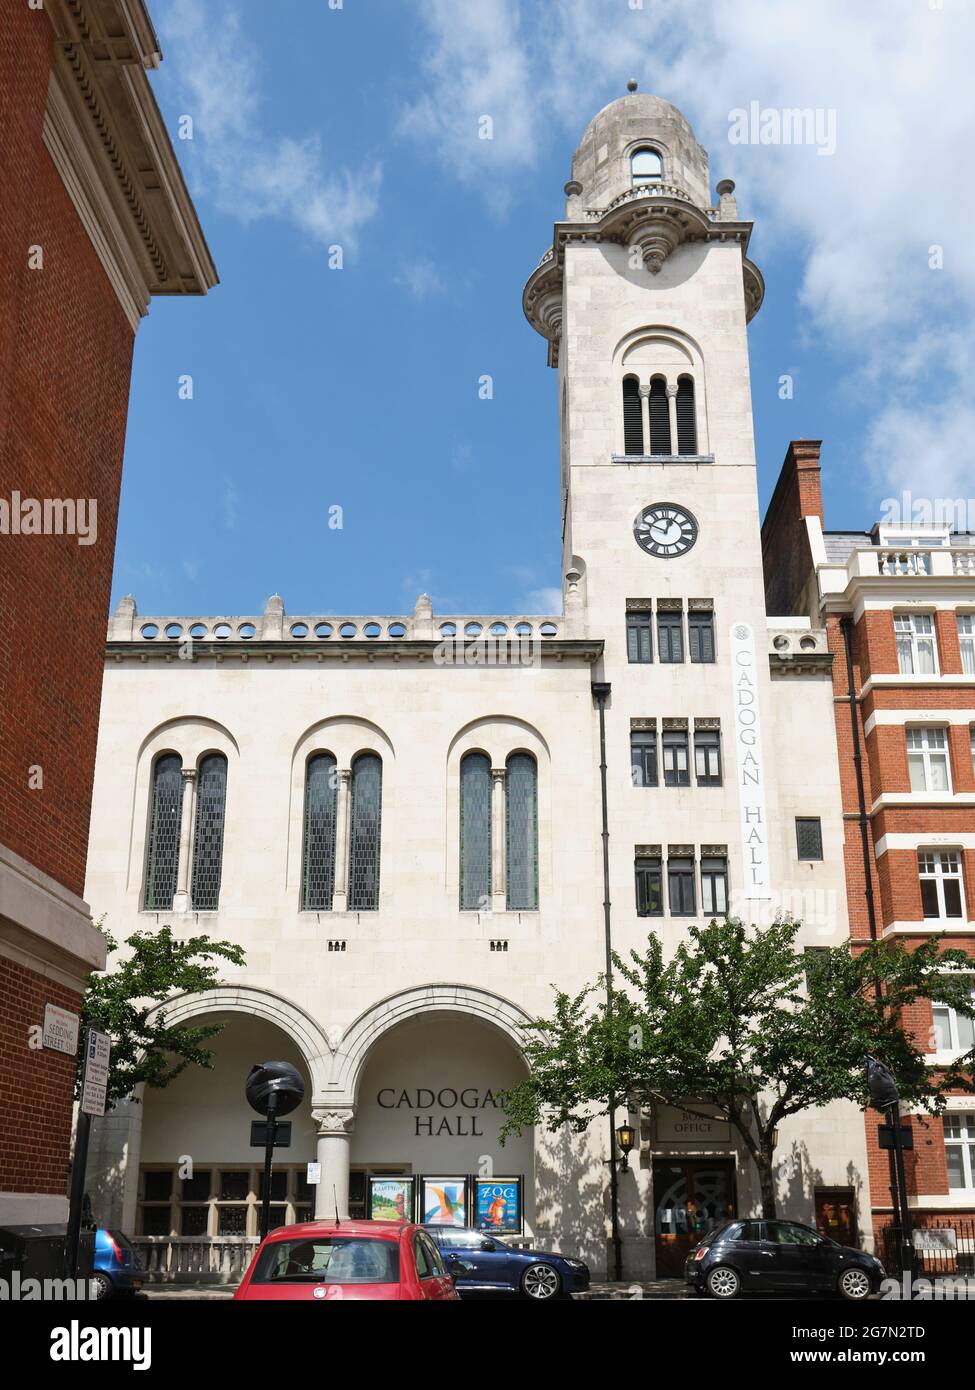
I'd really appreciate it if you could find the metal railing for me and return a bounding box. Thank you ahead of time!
[878,1218,975,1277]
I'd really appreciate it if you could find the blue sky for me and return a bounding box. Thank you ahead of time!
[113,0,973,620]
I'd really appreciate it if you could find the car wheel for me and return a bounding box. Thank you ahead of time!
[705,1265,741,1300]
[838,1267,872,1301]
[90,1271,114,1301]
[521,1262,562,1301]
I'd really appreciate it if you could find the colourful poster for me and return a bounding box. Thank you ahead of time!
[421,1177,467,1226]
[475,1178,522,1234]
[369,1177,414,1222]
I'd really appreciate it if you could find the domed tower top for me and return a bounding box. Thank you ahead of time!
[566,83,711,216]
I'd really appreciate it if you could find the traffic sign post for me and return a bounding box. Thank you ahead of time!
[65,1029,111,1280]
[245,1061,305,1242]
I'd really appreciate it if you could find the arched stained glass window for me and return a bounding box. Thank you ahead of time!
[302,753,338,911]
[506,753,538,911]
[349,754,382,911]
[631,147,663,186]
[460,753,492,909]
[144,753,183,910]
[191,754,227,911]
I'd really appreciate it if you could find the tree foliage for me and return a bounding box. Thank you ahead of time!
[78,920,246,1108]
[501,917,975,1216]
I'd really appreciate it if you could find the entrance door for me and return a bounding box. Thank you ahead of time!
[814,1188,857,1247]
[653,1160,735,1277]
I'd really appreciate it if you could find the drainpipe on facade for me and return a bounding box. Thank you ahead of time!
[840,616,879,946]
[592,681,623,1282]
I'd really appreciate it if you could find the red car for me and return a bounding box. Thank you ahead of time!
[234,1220,460,1301]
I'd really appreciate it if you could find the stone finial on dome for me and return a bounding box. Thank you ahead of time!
[627,79,639,93]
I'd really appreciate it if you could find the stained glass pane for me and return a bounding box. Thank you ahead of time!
[191,755,227,911]
[302,754,337,910]
[144,754,183,910]
[460,753,491,909]
[506,753,538,910]
[349,754,382,910]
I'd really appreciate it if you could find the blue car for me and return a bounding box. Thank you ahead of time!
[91,1228,145,1300]
[422,1225,590,1300]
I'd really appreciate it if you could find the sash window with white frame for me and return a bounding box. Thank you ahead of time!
[894,613,937,675]
[944,1113,975,1192]
[906,726,951,792]
[958,614,975,675]
[918,849,964,920]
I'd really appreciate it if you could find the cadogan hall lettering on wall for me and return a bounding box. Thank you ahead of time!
[377,1087,501,1137]
[730,622,771,898]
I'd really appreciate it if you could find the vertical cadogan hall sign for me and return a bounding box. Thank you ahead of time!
[730,623,771,898]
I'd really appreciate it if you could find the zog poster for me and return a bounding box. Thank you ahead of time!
[475,1178,522,1234]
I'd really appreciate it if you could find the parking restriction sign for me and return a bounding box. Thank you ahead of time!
[80,1029,111,1117]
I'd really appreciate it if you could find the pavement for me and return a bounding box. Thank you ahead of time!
[140,1279,691,1301]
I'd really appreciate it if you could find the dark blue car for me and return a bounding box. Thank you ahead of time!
[422,1225,589,1300]
[91,1228,145,1300]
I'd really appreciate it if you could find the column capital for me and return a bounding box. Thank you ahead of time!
[665,382,678,398]
[313,1106,356,1136]
[490,767,507,783]
[338,768,352,785]
[180,767,197,781]
[638,383,652,399]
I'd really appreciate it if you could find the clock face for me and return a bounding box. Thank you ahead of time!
[634,503,699,558]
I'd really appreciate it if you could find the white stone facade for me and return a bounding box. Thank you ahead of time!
[85,91,870,1278]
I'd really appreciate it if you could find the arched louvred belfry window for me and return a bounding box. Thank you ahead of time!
[348,753,382,910]
[622,375,643,455]
[631,147,663,186]
[676,376,697,455]
[144,753,183,910]
[648,377,672,455]
[506,752,538,911]
[302,753,338,911]
[460,752,492,909]
[190,754,227,911]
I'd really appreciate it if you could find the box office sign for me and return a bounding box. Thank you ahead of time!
[655,1105,732,1145]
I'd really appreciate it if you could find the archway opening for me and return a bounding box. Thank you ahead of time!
[351,1011,533,1236]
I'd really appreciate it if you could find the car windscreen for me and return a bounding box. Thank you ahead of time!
[252,1237,400,1284]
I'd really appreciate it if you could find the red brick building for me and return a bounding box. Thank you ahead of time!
[0,0,215,1223]
[763,441,975,1246]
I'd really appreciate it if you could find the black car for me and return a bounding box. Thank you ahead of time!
[422,1225,590,1300]
[685,1218,884,1300]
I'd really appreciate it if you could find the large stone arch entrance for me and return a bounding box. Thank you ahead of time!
[314,986,536,1234]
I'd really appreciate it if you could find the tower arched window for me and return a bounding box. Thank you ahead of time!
[349,753,382,910]
[622,375,643,455]
[506,753,538,911]
[631,147,663,186]
[676,376,697,455]
[460,752,492,910]
[302,753,338,911]
[191,753,228,911]
[649,376,672,455]
[144,753,183,910]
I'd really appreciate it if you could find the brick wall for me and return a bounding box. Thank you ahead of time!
[0,957,80,1199]
[0,4,135,898]
[760,439,823,616]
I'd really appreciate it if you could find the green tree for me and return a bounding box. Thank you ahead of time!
[501,917,975,1218]
[78,920,246,1108]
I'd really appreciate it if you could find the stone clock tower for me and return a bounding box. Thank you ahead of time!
[524,84,775,940]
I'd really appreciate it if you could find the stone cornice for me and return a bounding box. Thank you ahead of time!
[42,0,218,329]
[524,201,765,363]
[106,638,605,665]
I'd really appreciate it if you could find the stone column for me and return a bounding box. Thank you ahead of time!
[491,767,507,911]
[666,382,679,456]
[313,1108,356,1219]
[638,383,651,456]
[332,769,352,909]
[172,768,197,912]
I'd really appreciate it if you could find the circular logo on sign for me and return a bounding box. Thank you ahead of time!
[733,624,749,640]
[313,1285,327,1299]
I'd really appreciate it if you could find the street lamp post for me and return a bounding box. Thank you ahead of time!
[865,1056,915,1284]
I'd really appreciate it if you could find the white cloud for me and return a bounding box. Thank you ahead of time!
[517,585,563,615]
[866,402,975,509]
[394,261,448,299]
[159,0,378,251]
